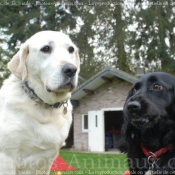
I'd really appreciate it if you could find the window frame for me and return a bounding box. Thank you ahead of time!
[82,114,89,132]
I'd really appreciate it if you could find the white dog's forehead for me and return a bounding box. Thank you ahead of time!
[27,31,76,49]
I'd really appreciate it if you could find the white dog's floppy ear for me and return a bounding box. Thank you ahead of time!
[75,50,80,72]
[8,43,29,82]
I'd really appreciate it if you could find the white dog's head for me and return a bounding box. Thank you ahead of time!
[8,31,80,104]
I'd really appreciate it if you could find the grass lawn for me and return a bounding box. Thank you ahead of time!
[59,151,128,175]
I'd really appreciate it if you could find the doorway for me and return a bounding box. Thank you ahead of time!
[104,111,123,151]
[87,109,123,152]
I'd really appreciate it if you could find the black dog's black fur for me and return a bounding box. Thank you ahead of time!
[119,72,175,175]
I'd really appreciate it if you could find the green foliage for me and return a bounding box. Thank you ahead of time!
[0,2,78,87]
[127,0,175,74]
[1,0,175,87]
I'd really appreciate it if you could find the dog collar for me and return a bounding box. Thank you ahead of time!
[141,144,172,171]
[22,81,68,112]
[141,144,173,160]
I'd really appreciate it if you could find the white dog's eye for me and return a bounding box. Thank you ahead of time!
[41,46,51,53]
[68,46,74,53]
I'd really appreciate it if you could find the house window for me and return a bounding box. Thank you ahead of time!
[82,114,88,132]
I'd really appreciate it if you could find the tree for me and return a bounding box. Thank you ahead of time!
[113,3,129,72]
[85,0,130,73]
[0,1,130,86]
[3,0,175,87]
[127,0,175,74]
[0,1,79,86]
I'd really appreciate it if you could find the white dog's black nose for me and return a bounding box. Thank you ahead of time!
[62,63,77,78]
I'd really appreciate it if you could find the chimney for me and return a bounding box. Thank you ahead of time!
[136,68,145,78]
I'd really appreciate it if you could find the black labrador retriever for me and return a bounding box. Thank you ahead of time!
[119,72,175,175]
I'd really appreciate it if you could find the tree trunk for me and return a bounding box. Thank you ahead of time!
[113,3,129,72]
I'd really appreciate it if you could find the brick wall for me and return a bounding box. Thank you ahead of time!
[73,78,132,151]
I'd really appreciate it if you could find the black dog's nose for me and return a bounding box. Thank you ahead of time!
[62,63,77,78]
[127,101,141,113]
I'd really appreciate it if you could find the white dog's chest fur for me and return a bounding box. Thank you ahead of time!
[16,119,68,172]
[0,76,72,174]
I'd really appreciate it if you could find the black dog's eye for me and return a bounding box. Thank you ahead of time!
[152,83,162,91]
[132,89,137,95]
[41,46,51,53]
[68,46,74,53]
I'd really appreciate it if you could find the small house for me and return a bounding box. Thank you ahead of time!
[71,67,138,152]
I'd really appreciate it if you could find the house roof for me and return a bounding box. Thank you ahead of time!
[71,66,138,100]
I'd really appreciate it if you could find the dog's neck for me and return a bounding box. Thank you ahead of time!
[138,122,175,152]
[22,81,68,111]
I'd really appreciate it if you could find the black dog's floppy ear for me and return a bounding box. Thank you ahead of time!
[8,43,29,82]
[118,116,137,152]
[118,87,138,152]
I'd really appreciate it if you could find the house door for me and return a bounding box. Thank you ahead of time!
[88,110,105,152]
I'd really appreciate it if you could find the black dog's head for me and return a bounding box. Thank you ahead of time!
[124,72,175,129]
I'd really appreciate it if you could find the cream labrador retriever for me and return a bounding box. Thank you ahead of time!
[0,31,80,175]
